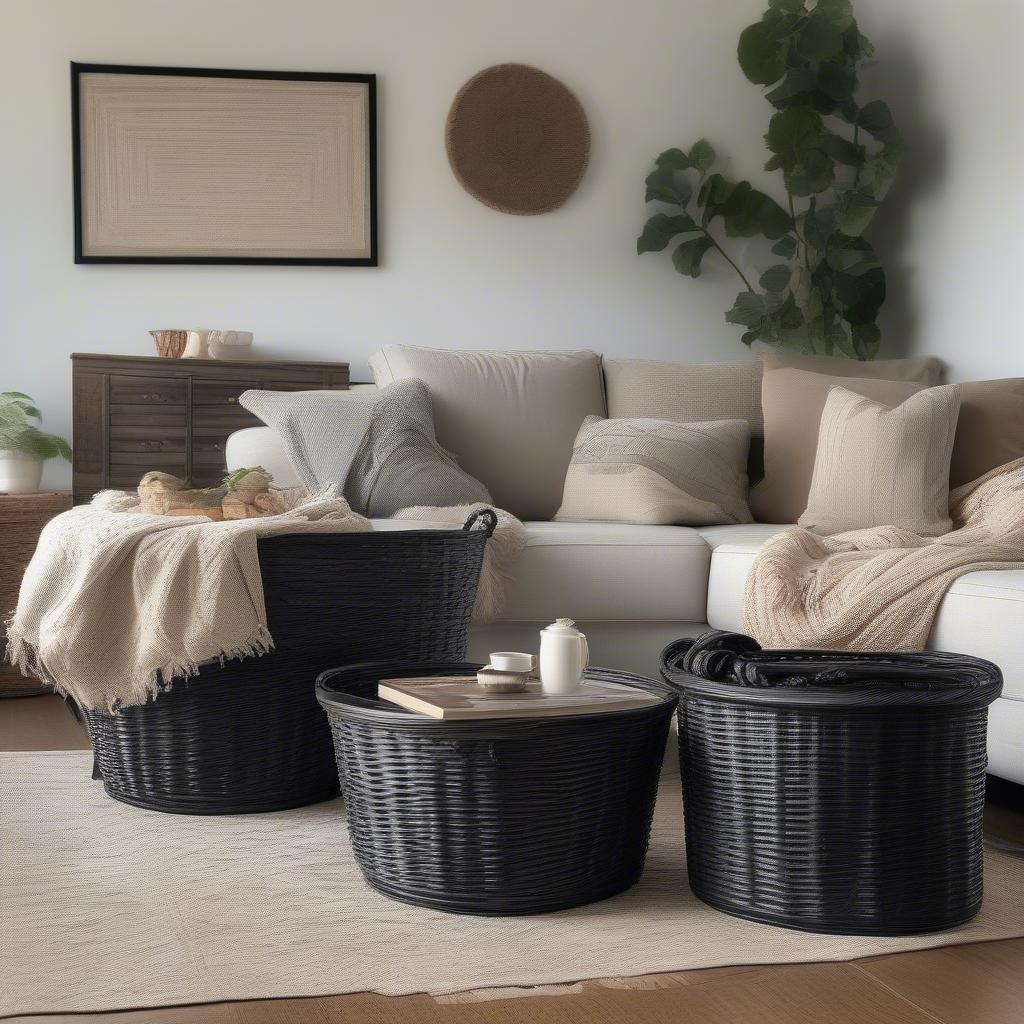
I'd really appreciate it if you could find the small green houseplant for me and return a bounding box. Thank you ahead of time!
[0,392,72,492]
[638,0,903,359]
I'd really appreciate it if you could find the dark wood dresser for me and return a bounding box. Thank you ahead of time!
[71,353,349,504]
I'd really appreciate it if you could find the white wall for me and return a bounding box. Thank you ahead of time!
[1,0,1020,489]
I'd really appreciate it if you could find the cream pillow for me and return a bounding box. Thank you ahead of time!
[555,415,752,527]
[798,384,961,536]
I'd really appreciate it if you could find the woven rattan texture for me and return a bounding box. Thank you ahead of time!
[661,631,1001,936]
[318,662,676,915]
[83,516,495,814]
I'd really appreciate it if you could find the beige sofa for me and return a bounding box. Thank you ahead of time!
[226,347,1024,786]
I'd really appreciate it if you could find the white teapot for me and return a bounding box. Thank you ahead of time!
[539,618,589,694]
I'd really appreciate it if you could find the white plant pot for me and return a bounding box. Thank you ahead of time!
[0,450,44,492]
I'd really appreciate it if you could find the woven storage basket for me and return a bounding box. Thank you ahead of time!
[660,631,1003,936]
[82,510,497,815]
[317,662,677,915]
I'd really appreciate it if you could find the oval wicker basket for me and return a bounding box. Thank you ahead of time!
[660,630,1003,936]
[82,510,497,815]
[317,661,677,915]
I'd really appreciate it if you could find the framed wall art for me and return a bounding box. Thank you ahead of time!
[71,63,377,265]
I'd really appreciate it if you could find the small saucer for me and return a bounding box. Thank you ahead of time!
[476,667,530,693]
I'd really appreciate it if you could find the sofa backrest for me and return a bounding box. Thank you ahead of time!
[369,346,606,520]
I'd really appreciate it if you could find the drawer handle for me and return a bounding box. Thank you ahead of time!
[227,396,238,404]
[143,441,162,450]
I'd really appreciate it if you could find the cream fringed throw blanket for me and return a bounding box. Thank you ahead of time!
[743,457,1024,650]
[5,495,372,712]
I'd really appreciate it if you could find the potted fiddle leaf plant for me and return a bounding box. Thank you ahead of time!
[0,392,71,492]
[638,0,903,359]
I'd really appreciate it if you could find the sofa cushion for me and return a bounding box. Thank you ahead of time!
[751,369,926,523]
[604,357,763,434]
[497,521,711,622]
[369,346,606,520]
[704,525,1024,701]
[798,384,961,536]
[759,349,946,385]
[951,378,1024,487]
[555,415,752,527]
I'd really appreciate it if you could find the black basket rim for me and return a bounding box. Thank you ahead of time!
[316,660,677,731]
[660,634,1002,711]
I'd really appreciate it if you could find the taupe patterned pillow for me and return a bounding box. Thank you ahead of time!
[555,416,752,526]
[798,384,961,536]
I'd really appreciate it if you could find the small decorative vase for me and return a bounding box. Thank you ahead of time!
[207,330,254,360]
[539,618,589,694]
[149,330,188,359]
[181,330,213,359]
[0,451,44,492]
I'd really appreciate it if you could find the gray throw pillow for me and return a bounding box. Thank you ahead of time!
[241,381,491,517]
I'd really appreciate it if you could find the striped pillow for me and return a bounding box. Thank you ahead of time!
[555,415,752,527]
[798,384,961,536]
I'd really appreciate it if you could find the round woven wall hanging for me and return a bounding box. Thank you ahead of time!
[445,63,590,215]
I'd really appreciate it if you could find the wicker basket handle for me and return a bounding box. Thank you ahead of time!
[462,507,498,537]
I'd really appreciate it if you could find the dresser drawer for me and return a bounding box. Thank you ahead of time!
[110,425,186,454]
[109,375,187,406]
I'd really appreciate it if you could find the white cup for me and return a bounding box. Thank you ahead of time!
[488,652,536,673]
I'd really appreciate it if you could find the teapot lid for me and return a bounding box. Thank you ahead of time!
[542,617,583,636]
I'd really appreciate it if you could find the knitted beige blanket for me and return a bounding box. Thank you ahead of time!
[5,495,372,712]
[743,457,1024,650]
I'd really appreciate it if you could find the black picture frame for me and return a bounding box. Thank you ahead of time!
[71,62,378,266]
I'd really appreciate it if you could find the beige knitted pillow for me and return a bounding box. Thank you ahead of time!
[555,415,752,526]
[798,384,961,536]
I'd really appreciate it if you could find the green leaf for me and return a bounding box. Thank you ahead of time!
[637,213,700,254]
[671,236,715,278]
[813,0,854,29]
[766,106,824,171]
[688,138,716,172]
[858,144,903,200]
[816,60,856,103]
[697,172,739,223]
[740,328,761,346]
[852,322,882,359]
[737,22,786,86]
[0,426,71,461]
[760,264,792,292]
[836,190,880,234]
[719,183,792,239]
[857,100,901,145]
[725,291,769,328]
[796,16,844,60]
[843,23,875,61]
[765,68,816,110]
[771,235,798,258]
[645,166,693,207]
[827,320,857,357]
[769,0,806,12]
[787,148,835,196]
[655,148,691,170]
[820,132,862,165]
[825,234,880,276]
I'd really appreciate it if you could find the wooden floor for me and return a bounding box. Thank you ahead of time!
[4,694,1023,1024]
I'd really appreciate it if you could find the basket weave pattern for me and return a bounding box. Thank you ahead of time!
[318,662,676,915]
[83,514,496,814]
[662,630,1002,936]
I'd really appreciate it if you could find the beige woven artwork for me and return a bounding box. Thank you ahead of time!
[446,64,590,215]
[76,70,373,260]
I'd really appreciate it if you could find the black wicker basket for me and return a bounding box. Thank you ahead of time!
[660,631,1003,936]
[83,509,497,815]
[317,662,677,915]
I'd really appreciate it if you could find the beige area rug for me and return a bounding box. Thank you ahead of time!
[3,751,1024,1017]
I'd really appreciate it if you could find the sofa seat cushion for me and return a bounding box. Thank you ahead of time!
[705,526,1024,701]
[494,521,711,622]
